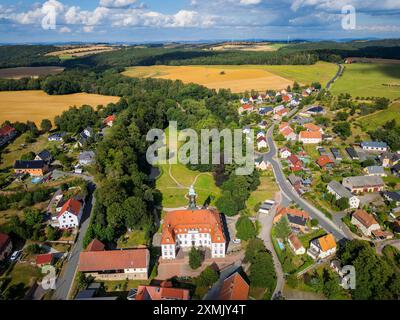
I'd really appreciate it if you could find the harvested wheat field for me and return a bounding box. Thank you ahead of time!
[123,63,337,93]
[123,65,293,93]
[0,90,120,124]
[0,66,64,79]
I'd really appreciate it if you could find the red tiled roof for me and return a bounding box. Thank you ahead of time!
[288,233,304,251]
[57,198,82,218]
[281,127,295,137]
[276,108,288,116]
[78,248,148,272]
[242,104,252,110]
[103,115,116,124]
[353,209,379,228]
[299,131,322,140]
[86,239,105,252]
[36,253,53,265]
[161,209,225,245]
[317,155,334,168]
[218,273,249,300]
[275,206,310,222]
[257,136,267,143]
[0,125,16,137]
[0,233,11,252]
[135,282,190,300]
[304,123,322,132]
[288,154,301,165]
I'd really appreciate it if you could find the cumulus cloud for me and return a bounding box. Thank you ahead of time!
[239,0,262,5]
[59,26,71,33]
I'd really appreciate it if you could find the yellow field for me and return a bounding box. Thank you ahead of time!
[123,65,293,93]
[0,90,120,124]
[46,45,117,57]
[123,62,337,93]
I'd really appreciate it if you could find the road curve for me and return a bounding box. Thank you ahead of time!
[264,125,350,241]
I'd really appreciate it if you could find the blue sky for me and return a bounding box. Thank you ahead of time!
[0,0,399,43]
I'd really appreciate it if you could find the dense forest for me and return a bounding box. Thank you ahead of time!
[0,45,60,68]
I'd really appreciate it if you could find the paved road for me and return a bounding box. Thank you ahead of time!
[326,64,344,89]
[258,200,285,299]
[376,239,400,255]
[53,182,96,300]
[264,125,350,241]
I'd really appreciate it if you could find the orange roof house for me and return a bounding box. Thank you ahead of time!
[304,123,323,133]
[352,209,378,228]
[57,198,83,218]
[78,248,149,272]
[161,209,225,245]
[103,114,116,127]
[299,131,322,141]
[273,206,310,224]
[317,155,335,169]
[135,281,190,301]
[318,234,337,252]
[218,273,249,300]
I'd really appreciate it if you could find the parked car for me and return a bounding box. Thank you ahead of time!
[10,250,21,262]
[232,238,241,244]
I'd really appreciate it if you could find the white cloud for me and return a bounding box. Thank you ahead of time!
[59,26,71,33]
[99,0,137,8]
[239,0,262,5]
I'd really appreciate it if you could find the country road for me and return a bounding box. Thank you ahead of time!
[264,124,351,241]
[326,63,344,89]
[53,181,96,300]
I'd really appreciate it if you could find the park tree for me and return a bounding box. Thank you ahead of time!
[236,216,257,240]
[275,216,291,239]
[40,119,52,132]
[244,238,267,264]
[249,251,276,288]
[189,247,202,270]
[196,266,219,288]
[336,197,350,211]
[333,122,351,139]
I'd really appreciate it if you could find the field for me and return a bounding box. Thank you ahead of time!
[0,90,120,124]
[209,42,288,52]
[123,62,337,93]
[45,45,117,60]
[0,66,64,79]
[331,63,400,99]
[358,102,400,131]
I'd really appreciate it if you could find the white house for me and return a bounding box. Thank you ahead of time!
[327,180,360,209]
[255,157,270,171]
[273,105,285,114]
[256,130,266,139]
[279,147,292,159]
[361,141,388,152]
[257,136,268,150]
[307,234,337,260]
[78,151,95,166]
[57,198,84,229]
[363,166,387,177]
[161,209,226,260]
[299,131,322,144]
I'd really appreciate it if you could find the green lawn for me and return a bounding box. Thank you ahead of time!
[246,172,278,215]
[262,61,338,87]
[156,162,220,208]
[299,229,327,249]
[358,102,400,131]
[0,133,57,170]
[331,63,400,99]
[117,230,148,248]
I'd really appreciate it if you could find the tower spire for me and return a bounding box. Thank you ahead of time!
[188,185,197,210]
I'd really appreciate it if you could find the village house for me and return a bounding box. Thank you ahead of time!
[78,151,96,166]
[316,155,335,170]
[345,147,359,160]
[133,281,190,301]
[257,136,268,150]
[307,233,337,260]
[392,163,400,177]
[0,125,17,147]
[363,166,387,177]
[274,206,310,233]
[299,131,322,144]
[327,181,360,209]
[361,141,388,153]
[240,97,249,105]
[330,148,343,161]
[304,123,324,134]
[48,132,66,142]
[279,147,292,159]
[351,209,381,237]
[78,241,149,281]
[383,191,400,206]
[288,233,306,255]
[256,130,266,139]
[342,176,385,194]
[103,114,116,127]
[273,105,285,114]
[258,106,273,116]
[287,154,303,172]
[255,156,270,171]
[238,104,254,114]
[273,108,289,120]
[217,272,249,300]
[57,198,84,229]
[0,233,12,262]
[78,127,94,147]
[379,152,400,168]
[306,106,325,115]
[35,150,52,164]
[14,160,48,176]
[161,209,226,260]
[280,126,297,141]
[258,120,268,129]
[36,253,55,267]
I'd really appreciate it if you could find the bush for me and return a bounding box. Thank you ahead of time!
[189,247,202,270]
[196,266,219,288]
[236,216,257,240]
